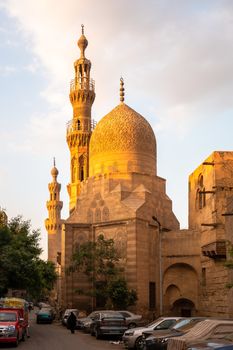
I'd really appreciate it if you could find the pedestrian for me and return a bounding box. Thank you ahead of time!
[67,312,77,334]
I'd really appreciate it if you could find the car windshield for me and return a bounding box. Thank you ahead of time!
[172,319,201,331]
[146,318,164,328]
[39,308,51,314]
[0,312,17,322]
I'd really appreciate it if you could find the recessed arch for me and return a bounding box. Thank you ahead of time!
[163,263,198,316]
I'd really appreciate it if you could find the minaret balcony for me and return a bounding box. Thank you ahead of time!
[66,119,97,134]
[70,78,95,92]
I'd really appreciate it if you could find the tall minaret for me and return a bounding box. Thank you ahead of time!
[45,159,63,263]
[66,25,96,212]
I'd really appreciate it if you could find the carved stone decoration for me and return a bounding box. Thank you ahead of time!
[102,206,109,221]
[95,208,101,222]
[113,230,127,259]
[87,209,93,223]
[90,104,156,155]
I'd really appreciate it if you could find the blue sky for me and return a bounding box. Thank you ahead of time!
[1,0,233,259]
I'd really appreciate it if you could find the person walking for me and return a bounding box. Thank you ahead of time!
[67,312,77,334]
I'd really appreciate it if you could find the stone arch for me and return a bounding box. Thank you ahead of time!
[163,263,198,315]
[171,298,196,317]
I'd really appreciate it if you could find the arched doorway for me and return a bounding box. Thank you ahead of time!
[172,298,195,317]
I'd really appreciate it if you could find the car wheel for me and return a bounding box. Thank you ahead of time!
[90,327,95,336]
[128,323,137,329]
[135,336,143,350]
[21,329,26,341]
[14,334,19,347]
[37,319,40,324]
[95,327,101,339]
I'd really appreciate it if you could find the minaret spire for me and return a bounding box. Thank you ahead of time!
[66,27,96,213]
[120,77,125,103]
[45,162,63,263]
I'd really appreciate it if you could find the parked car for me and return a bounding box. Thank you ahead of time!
[77,310,111,332]
[187,340,233,349]
[118,311,144,328]
[38,302,51,309]
[142,317,206,350]
[62,309,79,327]
[122,317,182,349]
[167,319,233,350]
[36,308,54,324]
[89,310,128,339]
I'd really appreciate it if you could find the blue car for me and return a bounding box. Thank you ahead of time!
[36,308,53,324]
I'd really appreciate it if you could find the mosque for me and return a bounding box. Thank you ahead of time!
[45,28,233,318]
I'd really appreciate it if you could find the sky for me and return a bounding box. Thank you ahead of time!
[1,0,233,259]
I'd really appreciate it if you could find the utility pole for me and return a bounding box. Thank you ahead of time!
[152,216,163,316]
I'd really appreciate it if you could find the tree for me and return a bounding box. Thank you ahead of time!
[225,241,233,288]
[0,215,57,299]
[107,277,138,309]
[68,234,137,308]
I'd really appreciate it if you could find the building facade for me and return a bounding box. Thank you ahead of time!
[45,30,233,318]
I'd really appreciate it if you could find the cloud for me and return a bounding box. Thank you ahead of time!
[0,1,232,140]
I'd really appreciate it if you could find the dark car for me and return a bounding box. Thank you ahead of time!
[142,317,205,350]
[187,333,233,349]
[90,311,128,339]
[187,340,233,349]
[36,308,54,324]
[77,310,110,332]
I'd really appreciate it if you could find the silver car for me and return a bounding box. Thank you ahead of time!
[122,317,182,349]
[118,311,143,329]
[62,309,79,326]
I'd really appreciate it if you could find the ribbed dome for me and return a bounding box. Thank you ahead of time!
[89,103,157,176]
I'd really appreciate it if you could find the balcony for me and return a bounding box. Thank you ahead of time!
[66,119,97,134]
[202,240,226,259]
[70,77,95,92]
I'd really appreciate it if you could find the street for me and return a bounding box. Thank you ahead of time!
[0,312,124,350]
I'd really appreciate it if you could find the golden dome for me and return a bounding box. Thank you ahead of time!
[90,103,157,176]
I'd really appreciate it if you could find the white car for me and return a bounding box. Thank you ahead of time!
[118,311,143,328]
[62,309,79,326]
[122,317,182,349]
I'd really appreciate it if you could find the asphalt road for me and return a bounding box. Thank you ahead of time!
[0,311,124,350]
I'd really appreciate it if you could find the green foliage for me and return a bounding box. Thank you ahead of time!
[69,234,121,284]
[107,277,138,309]
[68,234,137,308]
[0,216,57,299]
[224,241,233,289]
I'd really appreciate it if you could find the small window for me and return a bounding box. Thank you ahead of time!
[149,282,156,310]
[202,267,206,286]
[80,167,84,181]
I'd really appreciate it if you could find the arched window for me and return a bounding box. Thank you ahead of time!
[95,208,101,222]
[80,167,84,181]
[77,119,81,130]
[196,174,206,210]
